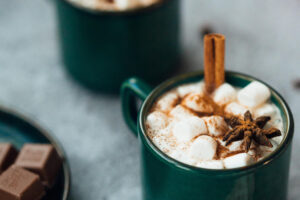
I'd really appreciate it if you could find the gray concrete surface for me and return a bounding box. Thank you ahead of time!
[0,0,299,199]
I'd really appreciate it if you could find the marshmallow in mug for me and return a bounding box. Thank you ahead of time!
[225,102,249,116]
[146,111,169,134]
[188,136,217,161]
[223,153,255,169]
[169,105,196,120]
[146,80,284,169]
[172,116,207,142]
[213,83,237,105]
[203,116,228,137]
[197,160,224,169]
[238,81,271,108]
[156,91,179,113]
[177,82,205,98]
[183,93,214,113]
[254,104,277,118]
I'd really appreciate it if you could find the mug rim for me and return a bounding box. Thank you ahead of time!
[139,71,294,176]
[58,0,174,16]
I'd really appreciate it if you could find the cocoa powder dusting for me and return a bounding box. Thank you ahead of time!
[223,150,245,158]
[181,93,225,117]
[197,91,225,116]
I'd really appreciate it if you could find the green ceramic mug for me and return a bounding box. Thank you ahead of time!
[54,0,180,93]
[121,71,294,200]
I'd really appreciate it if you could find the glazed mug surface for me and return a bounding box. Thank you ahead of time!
[121,71,294,200]
[54,0,180,93]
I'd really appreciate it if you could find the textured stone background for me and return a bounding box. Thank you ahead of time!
[0,0,299,199]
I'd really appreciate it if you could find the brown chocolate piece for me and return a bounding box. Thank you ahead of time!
[0,166,45,200]
[15,144,62,188]
[0,143,18,174]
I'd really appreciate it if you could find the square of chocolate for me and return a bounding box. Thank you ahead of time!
[0,143,18,174]
[15,144,62,188]
[0,166,45,200]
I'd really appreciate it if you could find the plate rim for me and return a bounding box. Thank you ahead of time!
[0,105,71,200]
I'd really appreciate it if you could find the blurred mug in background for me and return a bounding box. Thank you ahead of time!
[54,0,181,93]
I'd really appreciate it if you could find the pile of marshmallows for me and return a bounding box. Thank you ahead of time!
[146,81,283,169]
[69,0,157,10]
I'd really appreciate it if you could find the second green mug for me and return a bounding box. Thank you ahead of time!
[54,0,180,93]
[121,71,294,200]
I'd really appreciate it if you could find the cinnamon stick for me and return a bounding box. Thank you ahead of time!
[204,34,225,93]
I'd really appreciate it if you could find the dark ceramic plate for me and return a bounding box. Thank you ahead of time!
[0,106,70,200]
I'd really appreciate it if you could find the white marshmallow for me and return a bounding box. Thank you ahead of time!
[115,0,141,10]
[213,83,237,105]
[247,149,257,157]
[169,105,195,120]
[159,124,173,136]
[183,93,214,113]
[203,116,228,137]
[196,160,224,169]
[177,82,205,98]
[271,135,283,144]
[156,91,179,113]
[228,140,257,153]
[223,153,255,169]
[140,0,157,6]
[237,81,271,108]
[225,102,249,116]
[265,116,284,132]
[263,112,284,142]
[188,136,217,161]
[172,117,208,142]
[146,111,168,133]
[169,150,183,161]
[254,104,276,118]
[169,150,196,165]
[228,140,243,151]
[259,139,279,155]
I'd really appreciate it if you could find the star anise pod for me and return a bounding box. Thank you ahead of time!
[223,111,282,152]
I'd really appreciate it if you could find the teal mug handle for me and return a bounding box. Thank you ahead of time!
[121,77,152,136]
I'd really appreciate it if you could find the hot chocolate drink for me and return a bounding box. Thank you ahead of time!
[146,80,284,169]
[67,0,160,11]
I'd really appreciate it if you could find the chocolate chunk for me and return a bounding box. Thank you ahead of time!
[0,143,18,174]
[15,144,62,188]
[0,166,45,200]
